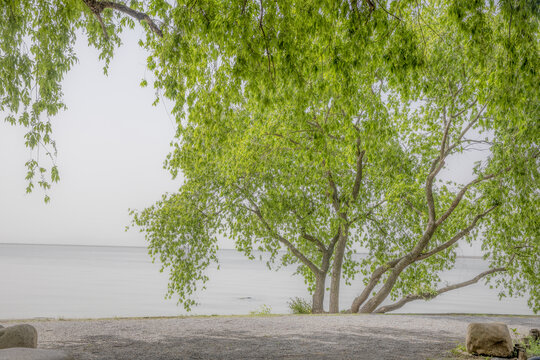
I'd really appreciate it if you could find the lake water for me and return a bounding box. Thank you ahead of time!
[0,243,533,319]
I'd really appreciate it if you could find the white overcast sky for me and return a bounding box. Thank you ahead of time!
[0,29,179,247]
[0,28,484,254]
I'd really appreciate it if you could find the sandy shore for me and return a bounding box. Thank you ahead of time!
[2,314,538,360]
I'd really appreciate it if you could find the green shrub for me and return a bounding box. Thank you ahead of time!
[512,329,540,357]
[523,336,540,356]
[287,297,312,314]
[249,304,272,315]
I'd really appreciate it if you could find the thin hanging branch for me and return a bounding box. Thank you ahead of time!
[95,12,109,40]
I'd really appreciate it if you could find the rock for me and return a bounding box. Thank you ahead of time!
[0,325,38,349]
[466,322,513,358]
[0,348,73,360]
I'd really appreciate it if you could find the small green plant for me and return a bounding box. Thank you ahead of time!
[250,304,272,315]
[287,297,312,314]
[512,329,540,358]
[521,336,540,356]
[450,343,467,356]
[529,341,540,355]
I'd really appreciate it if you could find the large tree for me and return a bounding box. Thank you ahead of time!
[3,1,538,313]
[132,1,420,313]
[348,0,539,314]
[133,0,539,314]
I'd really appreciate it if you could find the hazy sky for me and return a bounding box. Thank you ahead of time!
[0,28,485,254]
[0,30,178,247]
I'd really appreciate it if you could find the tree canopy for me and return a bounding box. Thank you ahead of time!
[2,0,539,313]
[133,0,540,313]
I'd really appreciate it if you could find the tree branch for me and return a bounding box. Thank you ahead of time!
[423,100,491,224]
[352,144,366,201]
[450,97,478,119]
[366,214,389,237]
[325,169,341,213]
[373,267,506,313]
[235,186,322,275]
[301,232,327,253]
[445,101,489,155]
[252,208,321,275]
[373,0,402,21]
[440,105,452,158]
[82,0,163,37]
[328,227,342,253]
[435,167,509,227]
[424,104,455,223]
[349,199,386,226]
[418,204,499,261]
[264,132,301,146]
[402,197,424,218]
[425,156,444,223]
[258,0,275,79]
[95,12,109,40]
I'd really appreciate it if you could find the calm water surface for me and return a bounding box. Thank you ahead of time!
[0,243,533,319]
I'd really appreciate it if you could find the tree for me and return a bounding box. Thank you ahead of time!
[132,1,420,313]
[348,0,539,313]
[133,0,539,314]
[4,0,414,313]
[3,1,538,313]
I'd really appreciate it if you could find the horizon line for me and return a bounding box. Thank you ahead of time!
[0,242,485,259]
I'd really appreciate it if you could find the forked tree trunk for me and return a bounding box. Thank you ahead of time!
[329,226,348,313]
[359,224,438,313]
[349,261,394,313]
[359,259,411,313]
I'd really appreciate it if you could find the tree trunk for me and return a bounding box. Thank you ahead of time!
[359,259,410,313]
[350,266,386,312]
[310,249,332,314]
[359,223,438,313]
[329,226,348,313]
[312,273,326,313]
[350,257,403,312]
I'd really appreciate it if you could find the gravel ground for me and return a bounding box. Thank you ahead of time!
[2,315,538,360]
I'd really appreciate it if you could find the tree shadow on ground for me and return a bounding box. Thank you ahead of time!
[49,325,463,360]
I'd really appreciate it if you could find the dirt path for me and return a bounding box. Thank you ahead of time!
[3,314,538,360]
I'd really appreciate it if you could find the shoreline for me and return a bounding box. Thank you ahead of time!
[3,314,537,360]
[2,312,539,323]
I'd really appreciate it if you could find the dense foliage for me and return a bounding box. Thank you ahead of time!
[2,0,538,313]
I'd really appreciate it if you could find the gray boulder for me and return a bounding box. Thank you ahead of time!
[0,325,38,349]
[466,322,513,358]
[0,348,73,360]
